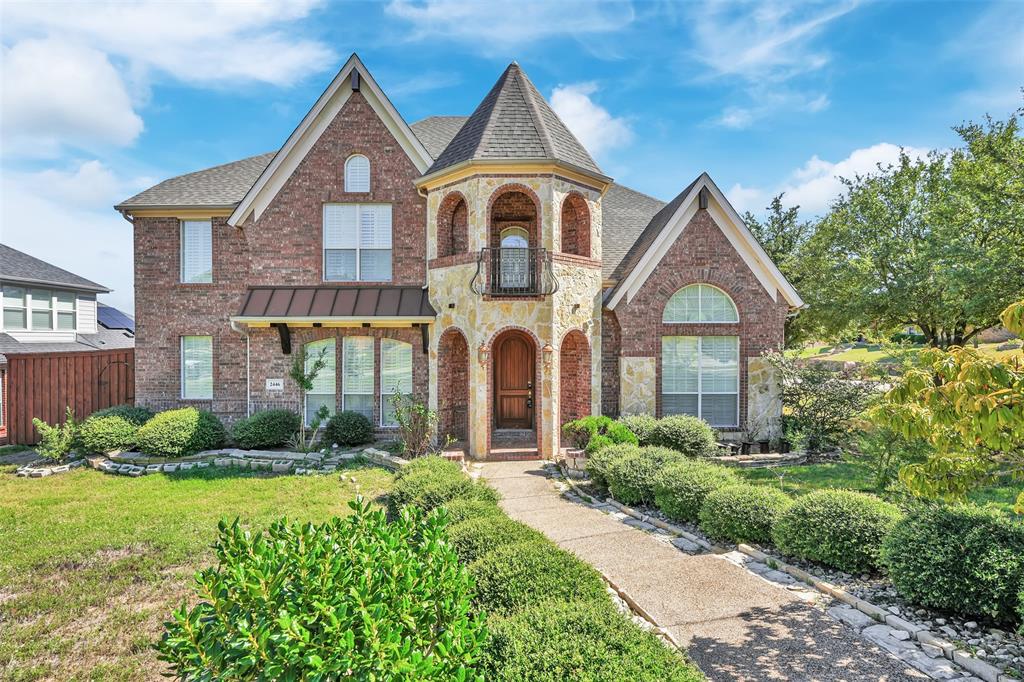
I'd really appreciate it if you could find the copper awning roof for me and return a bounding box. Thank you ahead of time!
[233,286,436,322]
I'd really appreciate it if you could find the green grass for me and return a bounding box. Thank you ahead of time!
[0,464,392,681]
[736,457,1022,514]
[791,342,1021,364]
[0,445,32,455]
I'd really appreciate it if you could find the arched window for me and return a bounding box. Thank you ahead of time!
[663,284,738,323]
[304,338,336,424]
[499,226,530,289]
[344,154,370,192]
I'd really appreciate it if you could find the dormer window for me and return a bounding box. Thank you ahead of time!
[345,154,370,192]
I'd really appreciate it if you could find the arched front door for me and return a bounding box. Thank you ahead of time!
[493,330,534,429]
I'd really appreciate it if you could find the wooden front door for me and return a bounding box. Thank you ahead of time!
[494,331,534,429]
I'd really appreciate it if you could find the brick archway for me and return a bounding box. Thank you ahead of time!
[437,191,468,258]
[559,329,591,430]
[488,183,541,249]
[438,327,469,442]
[560,192,590,257]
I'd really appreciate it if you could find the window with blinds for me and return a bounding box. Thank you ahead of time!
[30,288,53,330]
[343,336,374,421]
[3,287,27,330]
[56,291,76,330]
[344,155,370,192]
[304,339,336,425]
[181,336,213,399]
[180,220,213,283]
[662,335,739,427]
[380,338,412,427]
[663,284,738,323]
[323,204,392,281]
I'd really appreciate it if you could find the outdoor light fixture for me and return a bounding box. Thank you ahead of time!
[542,343,554,367]
[478,342,489,365]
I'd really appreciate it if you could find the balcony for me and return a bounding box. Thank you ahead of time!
[470,247,559,297]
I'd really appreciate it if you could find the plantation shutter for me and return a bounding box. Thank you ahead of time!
[662,336,698,417]
[343,337,375,420]
[323,204,391,281]
[181,220,213,283]
[358,205,392,281]
[324,205,358,281]
[345,155,370,192]
[181,336,213,399]
[304,339,336,424]
[700,336,739,427]
[380,339,412,426]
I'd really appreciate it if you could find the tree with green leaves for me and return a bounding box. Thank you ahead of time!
[870,299,1024,513]
[797,110,1024,347]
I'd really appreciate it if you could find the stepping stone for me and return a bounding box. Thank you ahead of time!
[670,536,702,553]
[761,569,797,585]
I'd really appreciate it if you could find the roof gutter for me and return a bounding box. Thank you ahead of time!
[0,275,110,294]
[415,157,613,190]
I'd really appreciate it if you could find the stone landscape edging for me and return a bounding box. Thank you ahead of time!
[557,464,1011,682]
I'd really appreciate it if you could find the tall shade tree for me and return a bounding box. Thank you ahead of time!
[870,299,1024,513]
[797,111,1024,347]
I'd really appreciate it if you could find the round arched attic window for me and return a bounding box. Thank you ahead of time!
[344,154,370,192]
[663,284,739,323]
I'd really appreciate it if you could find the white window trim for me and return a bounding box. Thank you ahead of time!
[303,339,336,425]
[342,336,375,418]
[344,154,370,192]
[380,338,412,428]
[3,287,80,332]
[180,335,213,400]
[662,335,740,427]
[180,220,213,284]
[322,203,393,282]
[663,284,739,324]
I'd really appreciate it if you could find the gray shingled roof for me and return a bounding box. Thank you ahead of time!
[411,116,467,158]
[426,63,603,177]
[600,184,667,280]
[0,327,134,355]
[0,244,109,292]
[115,152,275,210]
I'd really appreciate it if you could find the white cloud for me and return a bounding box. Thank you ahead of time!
[550,82,632,158]
[1,161,150,311]
[717,106,756,129]
[2,40,144,156]
[728,142,931,216]
[385,0,633,50]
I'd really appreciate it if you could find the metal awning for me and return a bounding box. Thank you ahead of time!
[231,286,436,326]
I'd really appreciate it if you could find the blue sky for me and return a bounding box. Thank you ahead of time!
[2,0,1021,312]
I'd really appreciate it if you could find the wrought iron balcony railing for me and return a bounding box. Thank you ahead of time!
[470,247,559,297]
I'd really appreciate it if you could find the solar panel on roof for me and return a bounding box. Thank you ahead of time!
[97,304,135,332]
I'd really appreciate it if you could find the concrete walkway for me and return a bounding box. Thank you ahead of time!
[481,460,928,682]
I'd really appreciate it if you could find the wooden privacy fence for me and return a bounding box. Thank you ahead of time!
[5,349,135,444]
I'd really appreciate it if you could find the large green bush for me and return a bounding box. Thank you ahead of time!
[447,515,546,563]
[230,409,300,449]
[443,497,503,525]
[698,484,793,544]
[481,599,703,682]
[135,407,225,457]
[880,505,1024,623]
[773,490,902,573]
[606,446,683,506]
[387,456,499,518]
[653,459,740,522]
[584,443,640,492]
[90,404,155,425]
[562,415,638,452]
[77,414,139,454]
[157,500,485,680]
[469,540,607,615]
[648,415,717,457]
[324,410,374,447]
[617,414,658,445]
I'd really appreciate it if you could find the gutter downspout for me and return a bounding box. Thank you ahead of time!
[230,319,251,417]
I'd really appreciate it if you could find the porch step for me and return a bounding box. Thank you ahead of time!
[491,429,534,443]
[487,446,541,462]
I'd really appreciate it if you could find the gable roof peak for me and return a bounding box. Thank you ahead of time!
[424,61,604,179]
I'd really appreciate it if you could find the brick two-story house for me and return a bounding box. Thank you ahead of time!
[116,55,802,459]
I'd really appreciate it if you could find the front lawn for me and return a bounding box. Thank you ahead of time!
[0,464,392,681]
[735,457,1023,514]
[792,341,1020,365]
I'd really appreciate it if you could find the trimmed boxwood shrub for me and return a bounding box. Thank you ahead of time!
[649,415,717,457]
[442,497,503,525]
[136,408,226,457]
[324,410,374,447]
[617,414,658,445]
[698,484,793,544]
[880,505,1024,623]
[773,490,902,573]
[90,404,155,425]
[77,414,139,454]
[157,500,485,680]
[230,409,300,449]
[606,446,683,506]
[653,459,740,522]
[584,443,640,492]
[447,515,546,563]
[562,415,638,452]
[469,540,607,614]
[387,456,499,518]
[481,599,703,682]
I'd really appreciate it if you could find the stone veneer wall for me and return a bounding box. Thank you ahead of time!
[612,208,788,434]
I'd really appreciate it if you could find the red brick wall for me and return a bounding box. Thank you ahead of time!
[437,192,468,258]
[612,209,788,428]
[437,327,469,441]
[489,186,539,248]
[601,310,621,417]
[560,192,590,258]
[559,330,591,429]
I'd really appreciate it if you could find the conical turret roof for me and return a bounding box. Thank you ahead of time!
[426,62,603,177]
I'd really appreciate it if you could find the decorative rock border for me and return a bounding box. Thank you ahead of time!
[556,465,1011,682]
[15,458,87,478]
